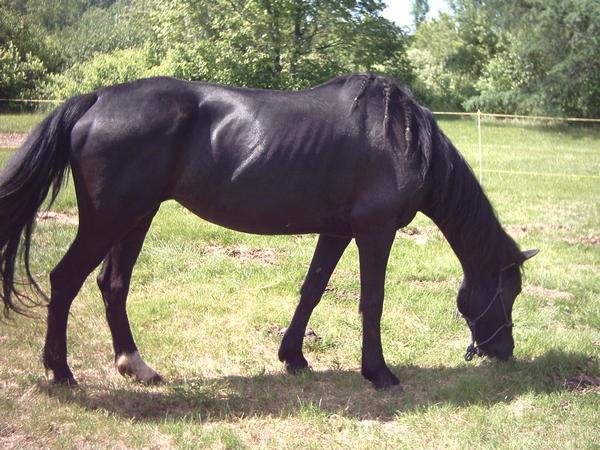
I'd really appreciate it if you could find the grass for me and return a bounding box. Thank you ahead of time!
[0,114,599,449]
[0,111,50,133]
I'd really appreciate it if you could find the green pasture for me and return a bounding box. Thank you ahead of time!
[0,112,50,134]
[0,115,599,448]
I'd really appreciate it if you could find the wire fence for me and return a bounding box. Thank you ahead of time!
[1,99,599,181]
[433,110,600,183]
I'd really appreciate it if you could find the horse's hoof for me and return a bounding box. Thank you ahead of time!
[280,351,310,374]
[372,376,403,390]
[284,360,311,374]
[116,351,162,384]
[362,367,401,390]
[52,375,78,387]
[142,373,164,385]
[278,345,310,374]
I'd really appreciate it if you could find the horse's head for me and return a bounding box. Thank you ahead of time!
[457,249,539,361]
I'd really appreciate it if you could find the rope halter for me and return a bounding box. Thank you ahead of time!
[463,264,516,361]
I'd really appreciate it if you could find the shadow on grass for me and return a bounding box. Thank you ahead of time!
[38,349,597,422]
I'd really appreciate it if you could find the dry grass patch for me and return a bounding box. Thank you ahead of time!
[323,285,360,302]
[551,359,600,394]
[564,234,600,246]
[505,221,600,247]
[523,285,573,300]
[36,211,78,225]
[0,425,37,450]
[203,244,278,265]
[562,373,600,393]
[0,133,26,148]
[397,226,439,245]
[407,278,458,290]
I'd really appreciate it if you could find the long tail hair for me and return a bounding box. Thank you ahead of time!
[0,93,97,317]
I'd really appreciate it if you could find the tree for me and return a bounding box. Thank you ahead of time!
[5,0,414,98]
[0,1,54,98]
[466,0,600,117]
[57,0,153,65]
[408,8,496,110]
[147,0,413,90]
[411,0,429,27]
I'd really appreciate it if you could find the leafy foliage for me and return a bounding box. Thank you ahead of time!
[411,0,429,27]
[408,2,499,111]
[0,41,47,99]
[467,0,600,117]
[57,0,153,65]
[1,0,598,117]
[0,2,54,98]
[147,0,412,90]
[44,46,163,99]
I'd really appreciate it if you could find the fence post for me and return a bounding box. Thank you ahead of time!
[477,109,483,184]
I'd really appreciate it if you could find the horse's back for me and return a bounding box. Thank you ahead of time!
[172,78,380,234]
[68,75,427,235]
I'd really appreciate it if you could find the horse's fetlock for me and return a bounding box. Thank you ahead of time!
[43,347,76,385]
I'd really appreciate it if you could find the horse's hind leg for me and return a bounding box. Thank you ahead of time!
[279,234,350,372]
[43,229,119,385]
[96,209,161,384]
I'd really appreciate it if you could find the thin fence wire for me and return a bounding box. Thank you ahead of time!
[0,98,61,104]
[432,109,600,183]
[432,110,600,123]
[1,99,599,181]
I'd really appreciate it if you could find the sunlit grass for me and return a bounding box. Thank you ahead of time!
[0,112,50,134]
[0,116,598,448]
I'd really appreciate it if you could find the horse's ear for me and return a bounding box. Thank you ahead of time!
[521,249,539,262]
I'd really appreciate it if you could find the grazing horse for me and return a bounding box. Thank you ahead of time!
[0,74,537,389]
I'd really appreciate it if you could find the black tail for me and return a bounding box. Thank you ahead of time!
[0,93,97,318]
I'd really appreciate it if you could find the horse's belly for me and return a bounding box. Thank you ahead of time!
[173,182,353,236]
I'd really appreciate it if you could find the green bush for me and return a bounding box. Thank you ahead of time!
[0,41,47,98]
[43,46,167,99]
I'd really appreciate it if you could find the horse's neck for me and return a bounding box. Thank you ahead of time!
[431,203,508,276]
[422,140,517,275]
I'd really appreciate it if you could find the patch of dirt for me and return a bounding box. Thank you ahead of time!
[408,278,458,290]
[323,285,360,302]
[0,425,36,449]
[523,285,573,300]
[0,133,26,148]
[564,234,600,246]
[506,224,532,239]
[397,226,438,246]
[276,326,321,341]
[506,223,599,246]
[203,244,277,265]
[36,211,78,225]
[562,373,600,393]
[551,359,600,394]
[506,222,577,238]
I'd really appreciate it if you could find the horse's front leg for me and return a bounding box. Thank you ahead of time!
[279,234,351,372]
[355,227,400,389]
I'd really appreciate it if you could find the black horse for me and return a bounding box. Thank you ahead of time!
[0,74,536,389]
